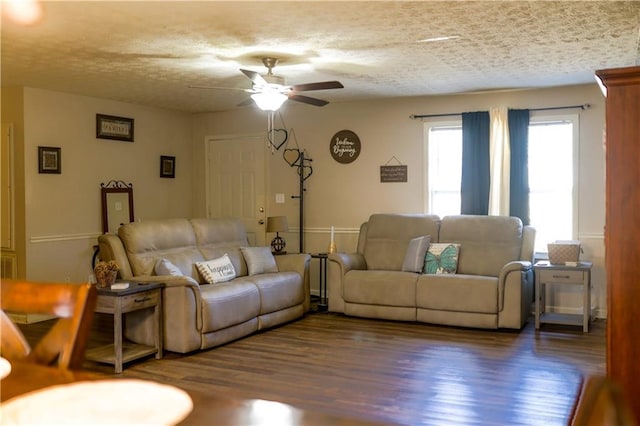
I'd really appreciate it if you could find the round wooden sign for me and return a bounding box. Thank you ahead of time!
[330,130,361,164]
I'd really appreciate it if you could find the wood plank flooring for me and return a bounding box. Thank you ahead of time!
[20,312,605,425]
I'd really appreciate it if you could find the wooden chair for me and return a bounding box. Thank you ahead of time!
[0,280,97,369]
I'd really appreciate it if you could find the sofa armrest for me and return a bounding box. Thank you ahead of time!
[98,234,133,279]
[497,260,534,328]
[499,260,532,280]
[328,253,367,313]
[275,253,311,311]
[328,252,367,274]
[133,275,202,327]
[134,274,200,288]
[124,274,206,353]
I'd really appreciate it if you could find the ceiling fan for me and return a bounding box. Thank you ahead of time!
[190,57,344,111]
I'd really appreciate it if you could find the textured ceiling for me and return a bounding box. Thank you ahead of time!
[2,1,639,113]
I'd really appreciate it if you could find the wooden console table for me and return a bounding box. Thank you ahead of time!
[86,282,164,373]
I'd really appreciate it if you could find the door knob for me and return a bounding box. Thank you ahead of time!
[258,219,265,225]
[259,207,264,213]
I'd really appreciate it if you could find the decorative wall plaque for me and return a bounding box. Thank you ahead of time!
[380,165,408,183]
[329,130,361,164]
[96,114,134,142]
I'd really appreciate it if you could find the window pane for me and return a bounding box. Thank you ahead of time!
[528,121,574,252]
[428,126,462,217]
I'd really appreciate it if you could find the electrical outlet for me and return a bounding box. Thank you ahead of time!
[275,193,285,204]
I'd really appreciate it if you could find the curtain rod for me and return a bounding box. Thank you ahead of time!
[409,104,591,120]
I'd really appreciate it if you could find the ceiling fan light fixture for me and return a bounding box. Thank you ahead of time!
[251,92,288,111]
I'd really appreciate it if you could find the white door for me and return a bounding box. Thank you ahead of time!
[205,134,266,246]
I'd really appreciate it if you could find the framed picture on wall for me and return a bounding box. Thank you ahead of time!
[96,114,134,142]
[38,146,61,174]
[160,155,175,178]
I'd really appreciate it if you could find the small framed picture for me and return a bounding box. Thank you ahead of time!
[96,114,134,142]
[38,146,61,174]
[160,155,175,178]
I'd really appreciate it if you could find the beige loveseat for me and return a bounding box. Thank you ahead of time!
[328,214,535,329]
[98,218,310,353]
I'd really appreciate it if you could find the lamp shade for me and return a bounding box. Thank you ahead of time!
[251,92,288,111]
[266,216,288,233]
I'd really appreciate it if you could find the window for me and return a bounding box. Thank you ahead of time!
[424,114,578,254]
[528,115,578,253]
[426,123,462,217]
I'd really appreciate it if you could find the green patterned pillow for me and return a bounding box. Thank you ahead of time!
[424,243,461,274]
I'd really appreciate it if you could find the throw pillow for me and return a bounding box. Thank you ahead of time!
[240,246,278,276]
[401,235,431,273]
[424,243,461,275]
[154,258,182,276]
[195,254,236,284]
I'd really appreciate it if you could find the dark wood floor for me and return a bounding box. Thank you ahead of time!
[22,311,605,425]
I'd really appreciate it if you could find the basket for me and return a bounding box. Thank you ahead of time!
[547,240,581,265]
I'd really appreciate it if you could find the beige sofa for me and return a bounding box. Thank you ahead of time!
[98,218,310,353]
[328,214,535,329]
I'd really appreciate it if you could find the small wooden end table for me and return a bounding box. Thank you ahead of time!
[534,261,592,332]
[86,282,164,373]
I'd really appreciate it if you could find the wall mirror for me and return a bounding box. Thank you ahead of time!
[101,180,134,234]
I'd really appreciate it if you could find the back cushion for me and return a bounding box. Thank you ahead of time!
[190,218,250,277]
[119,219,203,279]
[439,215,523,276]
[363,214,440,271]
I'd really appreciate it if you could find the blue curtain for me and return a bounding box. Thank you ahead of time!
[461,111,490,215]
[508,109,531,225]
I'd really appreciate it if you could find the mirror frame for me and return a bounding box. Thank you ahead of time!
[100,180,134,234]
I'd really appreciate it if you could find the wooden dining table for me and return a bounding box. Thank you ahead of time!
[1,361,390,425]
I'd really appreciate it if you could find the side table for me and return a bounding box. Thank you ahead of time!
[86,282,164,373]
[310,253,328,311]
[534,261,592,332]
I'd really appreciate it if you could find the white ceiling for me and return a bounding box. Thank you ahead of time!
[2,1,639,113]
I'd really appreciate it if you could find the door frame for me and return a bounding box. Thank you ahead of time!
[1,123,15,251]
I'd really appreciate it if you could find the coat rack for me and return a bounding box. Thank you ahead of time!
[290,150,313,253]
[269,122,313,254]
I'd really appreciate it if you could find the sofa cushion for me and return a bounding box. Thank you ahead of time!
[191,218,250,277]
[154,258,182,276]
[199,279,260,333]
[363,214,440,271]
[195,254,236,284]
[402,235,431,273]
[424,243,460,274]
[241,247,278,276]
[439,215,523,276]
[344,270,418,307]
[118,219,204,279]
[416,274,498,314]
[248,272,304,314]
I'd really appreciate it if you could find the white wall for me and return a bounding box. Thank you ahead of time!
[18,88,193,282]
[192,84,607,317]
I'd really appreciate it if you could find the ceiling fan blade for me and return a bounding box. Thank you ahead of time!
[291,81,344,92]
[188,85,247,92]
[240,69,268,86]
[237,98,254,107]
[288,94,329,107]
